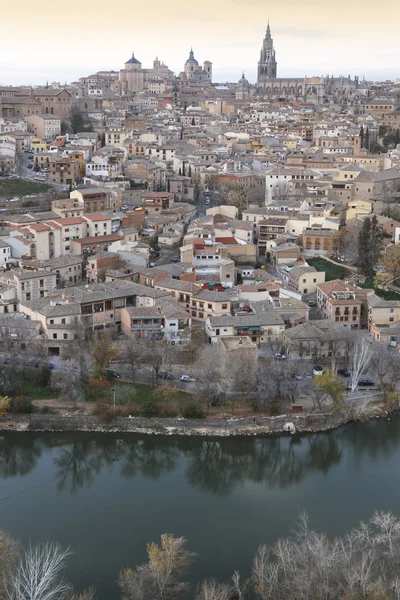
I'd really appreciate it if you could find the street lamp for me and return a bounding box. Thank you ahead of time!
[110,387,116,414]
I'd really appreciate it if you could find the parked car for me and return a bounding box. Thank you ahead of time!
[149,262,156,268]
[308,300,316,306]
[313,365,324,376]
[106,369,121,379]
[152,245,160,252]
[158,372,174,380]
[121,204,129,210]
[358,379,375,387]
[338,369,351,377]
[170,257,180,263]
[180,375,195,382]
[27,164,33,169]
[274,353,286,360]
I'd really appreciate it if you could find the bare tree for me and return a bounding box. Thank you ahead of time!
[119,337,145,383]
[194,348,227,415]
[371,347,400,401]
[0,531,19,597]
[5,541,72,600]
[140,339,171,386]
[87,330,116,379]
[196,580,232,600]
[349,337,374,392]
[119,534,195,600]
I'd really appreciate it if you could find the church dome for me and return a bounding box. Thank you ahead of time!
[237,72,250,87]
[126,52,141,65]
[185,48,199,66]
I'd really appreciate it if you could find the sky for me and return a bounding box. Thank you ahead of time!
[1,0,399,86]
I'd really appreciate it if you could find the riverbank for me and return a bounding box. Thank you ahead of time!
[0,405,393,437]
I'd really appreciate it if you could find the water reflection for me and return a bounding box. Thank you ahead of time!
[0,417,400,495]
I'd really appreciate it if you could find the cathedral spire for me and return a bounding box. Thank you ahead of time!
[266,20,271,40]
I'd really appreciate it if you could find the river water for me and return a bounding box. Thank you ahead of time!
[1,420,400,598]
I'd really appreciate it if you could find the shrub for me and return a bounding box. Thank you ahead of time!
[9,396,34,414]
[182,402,205,419]
[93,400,109,416]
[158,402,178,418]
[120,404,141,418]
[142,402,160,418]
[101,408,115,424]
[37,366,52,387]
[86,378,110,400]
[38,405,56,415]
[269,402,281,416]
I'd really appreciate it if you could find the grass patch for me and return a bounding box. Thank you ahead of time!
[307,257,350,281]
[0,178,50,198]
[111,383,191,406]
[359,278,400,301]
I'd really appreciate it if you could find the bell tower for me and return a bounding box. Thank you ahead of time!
[257,21,277,83]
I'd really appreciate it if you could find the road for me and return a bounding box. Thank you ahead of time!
[19,152,69,191]
[197,191,215,217]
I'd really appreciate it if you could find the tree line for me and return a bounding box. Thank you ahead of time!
[3,511,400,599]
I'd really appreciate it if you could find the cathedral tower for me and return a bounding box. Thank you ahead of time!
[257,21,277,83]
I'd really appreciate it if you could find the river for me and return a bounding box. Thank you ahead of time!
[1,419,400,599]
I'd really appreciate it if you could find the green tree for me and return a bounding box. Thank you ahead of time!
[364,126,370,150]
[167,179,170,192]
[70,107,85,134]
[359,125,364,147]
[188,164,192,178]
[357,215,384,277]
[191,117,195,126]
[316,369,345,411]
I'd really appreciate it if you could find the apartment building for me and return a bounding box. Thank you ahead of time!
[316,279,364,328]
[26,114,61,141]
[205,310,284,345]
[49,157,80,185]
[257,217,288,256]
[302,228,335,253]
[189,289,232,322]
[0,269,57,304]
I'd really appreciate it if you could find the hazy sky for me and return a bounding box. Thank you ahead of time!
[1,0,399,86]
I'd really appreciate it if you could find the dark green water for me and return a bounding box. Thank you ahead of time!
[1,419,400,599]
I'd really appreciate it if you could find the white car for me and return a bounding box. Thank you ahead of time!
[180,375,195,382]
[313,366,324,376]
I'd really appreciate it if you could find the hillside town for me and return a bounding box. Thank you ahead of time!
[1,24,400,419]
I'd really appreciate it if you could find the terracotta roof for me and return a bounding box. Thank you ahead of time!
[48,217,86,226]
[28,224,49,232]
[142,192,174,199]
[84,214,112,222]
[72,234,121,245]
[215,237,238,245]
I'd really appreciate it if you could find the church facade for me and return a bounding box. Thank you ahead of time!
[256,23,360,106]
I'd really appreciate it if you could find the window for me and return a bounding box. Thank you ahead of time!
[40,279,44,287]
[53,333,57,339]
[26,293,31,301]
[105,300,112,310]
[63,334,68,340]
[222,304,228,310]
[49,319,54,324]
